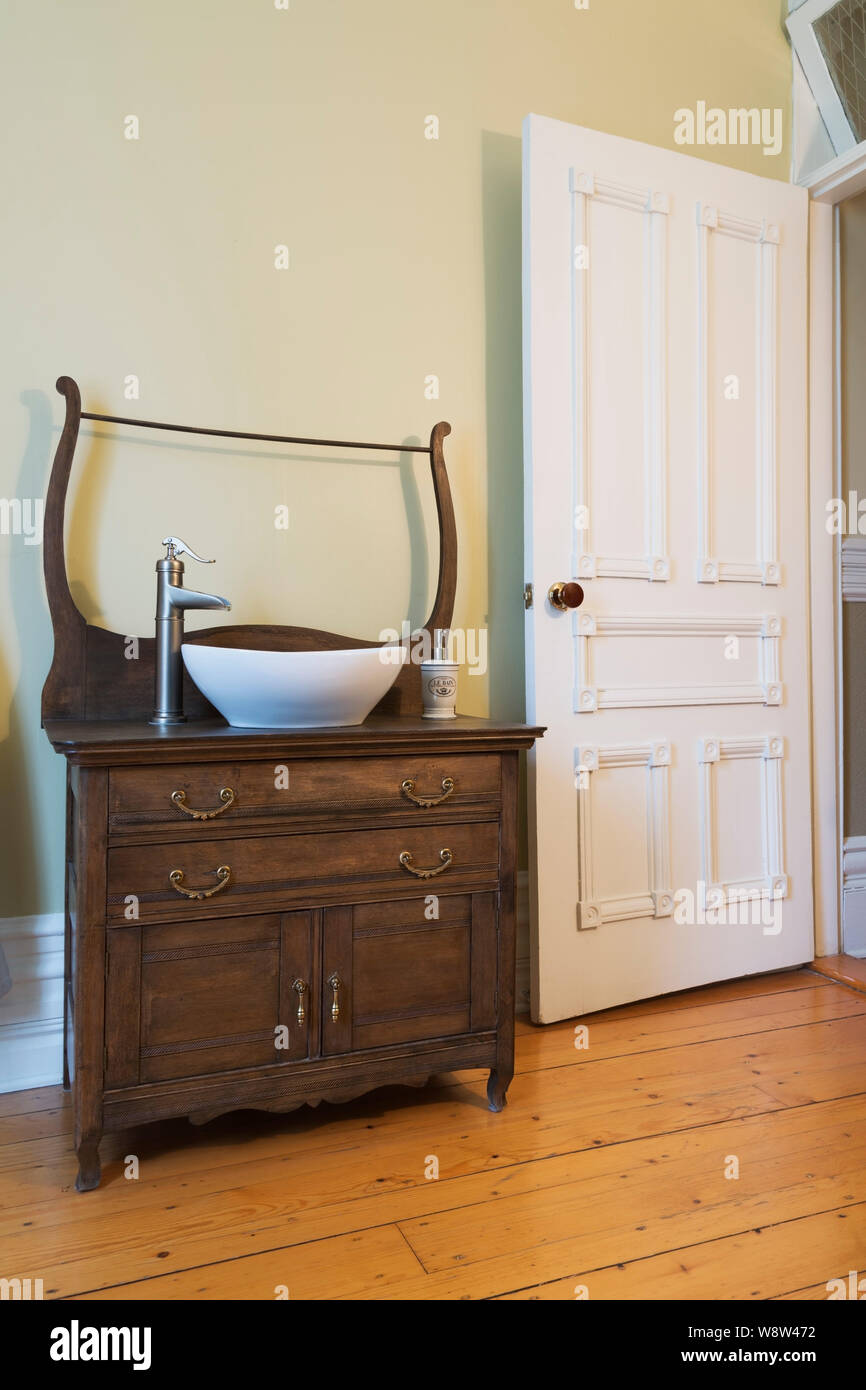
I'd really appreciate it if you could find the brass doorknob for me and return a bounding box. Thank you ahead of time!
[548,581,584,611]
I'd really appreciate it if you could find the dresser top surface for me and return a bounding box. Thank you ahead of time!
[44,714,545,765]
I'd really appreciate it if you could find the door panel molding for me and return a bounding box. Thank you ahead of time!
[696,203,780,586]
[697,734,787,908]
[574,612,782,711]
[570,169,670,583]
[574,740,673,930]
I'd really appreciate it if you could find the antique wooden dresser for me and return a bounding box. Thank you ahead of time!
[42,377,543,1190]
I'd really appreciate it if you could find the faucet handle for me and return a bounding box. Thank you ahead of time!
[161,536,215,564]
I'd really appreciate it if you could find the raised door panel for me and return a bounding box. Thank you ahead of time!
[321,893,497,1056]
[104,911,314,1086]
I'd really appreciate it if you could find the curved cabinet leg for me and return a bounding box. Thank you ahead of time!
[74,1133,102,1192]
[487,1066,512,1112]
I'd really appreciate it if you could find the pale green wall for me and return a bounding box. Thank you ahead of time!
[0,0,793,916]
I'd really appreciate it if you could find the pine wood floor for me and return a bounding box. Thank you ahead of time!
[2,966,866,1301]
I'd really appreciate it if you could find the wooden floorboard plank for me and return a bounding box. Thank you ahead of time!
[0,1105,73,1148]
[397,1104,866,1275]
[771,1282,844,1300]
[809,955,866,995]
[0,1085,66,1120]
[515,986,866,1073]
[347,1192,866,1301]
[492,1203,866,1301]
[544,970,831,1026]
[67,1223,422,1302]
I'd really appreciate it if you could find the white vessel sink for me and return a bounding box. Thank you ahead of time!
[182,643,407,729]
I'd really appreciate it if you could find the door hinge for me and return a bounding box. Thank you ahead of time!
[523,582,533,609]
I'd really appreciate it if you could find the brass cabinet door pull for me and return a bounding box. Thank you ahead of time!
[327,972,342,1022]
[398,848,453,879]
[293,978,308,1026]
[170,787,235,820]
[168,864,232,900]
[400,776,455,808]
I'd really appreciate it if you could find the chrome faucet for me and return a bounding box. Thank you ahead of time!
[150,536,231,725]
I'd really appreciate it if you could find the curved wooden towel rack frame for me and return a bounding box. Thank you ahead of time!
[41,376,457,723]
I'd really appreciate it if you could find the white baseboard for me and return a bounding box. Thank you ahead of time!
[842,838,866,957]
[0,914,64,1093]
[841,538,866,602]
[0,1017,64,1093]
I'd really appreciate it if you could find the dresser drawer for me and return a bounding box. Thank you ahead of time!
[106,820,500,923]
[108,754,501,838]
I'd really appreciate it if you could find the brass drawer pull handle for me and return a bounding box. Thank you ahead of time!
[401,776,454,808]
[327,972,342,1022]
[171,787,236,820]
[399,848,453,879]
[293,978,308,1026]
[168,864,232,900]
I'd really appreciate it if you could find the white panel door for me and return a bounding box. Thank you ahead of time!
[523,114,812,1022]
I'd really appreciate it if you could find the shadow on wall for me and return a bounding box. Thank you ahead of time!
[482,131,531,869]
[67,393,114,629]
[482,130,526,725]
[399,445,431,636]
[0,391,61,917]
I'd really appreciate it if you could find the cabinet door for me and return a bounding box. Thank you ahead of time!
[104,911,315,1086]
[321,893,497,1055]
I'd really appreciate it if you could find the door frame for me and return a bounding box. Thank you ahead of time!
[804,142,866,956]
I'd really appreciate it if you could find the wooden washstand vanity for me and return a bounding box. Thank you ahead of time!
[42,377,543,1190]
